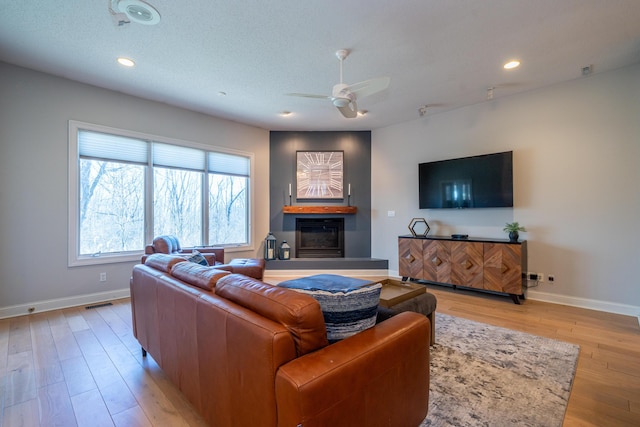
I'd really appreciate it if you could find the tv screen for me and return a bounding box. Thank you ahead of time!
[419,151,513,209]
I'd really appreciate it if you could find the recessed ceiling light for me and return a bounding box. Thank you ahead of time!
[280,111,292,117]
[217,91,227,97]
[504,60,521,70]
[117,0,161,25]
[357,110,368,117]
[117,57,135,67]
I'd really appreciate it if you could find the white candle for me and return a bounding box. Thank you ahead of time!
[289,183,292,196]
[348,183,351,196]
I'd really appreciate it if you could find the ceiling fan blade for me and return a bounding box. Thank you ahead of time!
[348,77,390,98]
[337,100,358,118]
[286,93,331,99]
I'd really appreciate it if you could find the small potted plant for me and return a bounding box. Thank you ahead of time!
[503,222,526,242]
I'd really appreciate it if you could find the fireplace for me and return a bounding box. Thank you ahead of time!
[296,218,344,258]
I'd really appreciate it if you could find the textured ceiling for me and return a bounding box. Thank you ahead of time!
[1,0,639,131]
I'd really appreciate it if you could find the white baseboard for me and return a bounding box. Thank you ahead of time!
[526,289,640,319]
[388,270,639,321]
[0,288,131,319]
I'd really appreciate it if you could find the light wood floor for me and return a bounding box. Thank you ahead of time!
[1,281,638,426]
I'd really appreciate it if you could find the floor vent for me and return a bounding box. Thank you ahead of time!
[85,302,113,310]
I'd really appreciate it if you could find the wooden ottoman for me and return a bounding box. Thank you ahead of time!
[377,280,437,345]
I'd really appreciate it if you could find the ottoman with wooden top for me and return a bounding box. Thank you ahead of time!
[376,280,437,345]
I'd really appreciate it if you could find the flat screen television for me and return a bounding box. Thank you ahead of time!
[419,151,513,209]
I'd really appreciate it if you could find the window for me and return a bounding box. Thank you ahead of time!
[69,121,253,266]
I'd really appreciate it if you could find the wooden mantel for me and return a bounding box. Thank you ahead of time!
[282,205,357,214]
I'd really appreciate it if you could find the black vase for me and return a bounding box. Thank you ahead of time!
[508,231,519,242]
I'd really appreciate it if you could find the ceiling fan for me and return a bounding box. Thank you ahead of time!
[287,49,390,118]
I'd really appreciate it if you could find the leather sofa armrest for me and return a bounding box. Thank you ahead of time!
[142,247,224,265]
[275,312,430,427]
[179,247,225,264]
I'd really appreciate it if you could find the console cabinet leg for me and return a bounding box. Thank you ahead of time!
[141,347,147,357]
[510,294,521,305]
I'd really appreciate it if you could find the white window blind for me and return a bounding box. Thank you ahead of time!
[209,152,249,176]
[153,143,206,171]
[78,130,147,164]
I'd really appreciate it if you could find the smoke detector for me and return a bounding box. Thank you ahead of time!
[117,0,161,25]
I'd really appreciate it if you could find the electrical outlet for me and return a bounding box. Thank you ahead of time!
[528,272,538,281]
[100,272,107,282]
[538,273,544,282]
[548,275,555,283]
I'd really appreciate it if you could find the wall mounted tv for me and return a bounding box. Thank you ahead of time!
[419,151,513,209]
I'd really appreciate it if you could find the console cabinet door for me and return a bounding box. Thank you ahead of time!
[398,238,424,280]
[422,240,451,283]
[483,243,523,294]
[450,241,484,289]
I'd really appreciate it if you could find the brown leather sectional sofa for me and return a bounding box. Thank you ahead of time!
[130,254,430,427]
[142,234,266,280]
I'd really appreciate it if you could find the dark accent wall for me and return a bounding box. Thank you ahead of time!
[269,131,372,257]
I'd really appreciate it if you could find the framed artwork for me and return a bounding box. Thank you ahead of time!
[296,151,344,199]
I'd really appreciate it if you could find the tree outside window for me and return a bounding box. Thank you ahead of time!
[71,122,252,264]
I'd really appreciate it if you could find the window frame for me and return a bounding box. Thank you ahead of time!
[68,120,254,267]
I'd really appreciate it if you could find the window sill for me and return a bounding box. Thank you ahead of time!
[68,252,142,267]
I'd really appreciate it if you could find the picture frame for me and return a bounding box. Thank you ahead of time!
[296,151,344,199]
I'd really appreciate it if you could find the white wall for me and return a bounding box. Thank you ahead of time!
[0,62,269,316]
[372,64,640,315]
[2,61,638,317]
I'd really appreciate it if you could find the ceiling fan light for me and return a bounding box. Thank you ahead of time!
[333,98,350,108]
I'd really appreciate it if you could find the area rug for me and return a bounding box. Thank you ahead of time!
[422,313,580,427]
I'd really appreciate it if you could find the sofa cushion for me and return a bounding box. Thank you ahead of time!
[186,249,209,266]
[278,275,382,342]
[144,253,187,273]
[171,262,231,291]
[216,274,328,356]
[153,235,181,254]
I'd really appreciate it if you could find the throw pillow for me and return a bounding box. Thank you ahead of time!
[186,249,209,266]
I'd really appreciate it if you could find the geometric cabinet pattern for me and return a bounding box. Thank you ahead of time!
[398,237,424,280]
[398,236,527,304]
[483,243,523,294]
